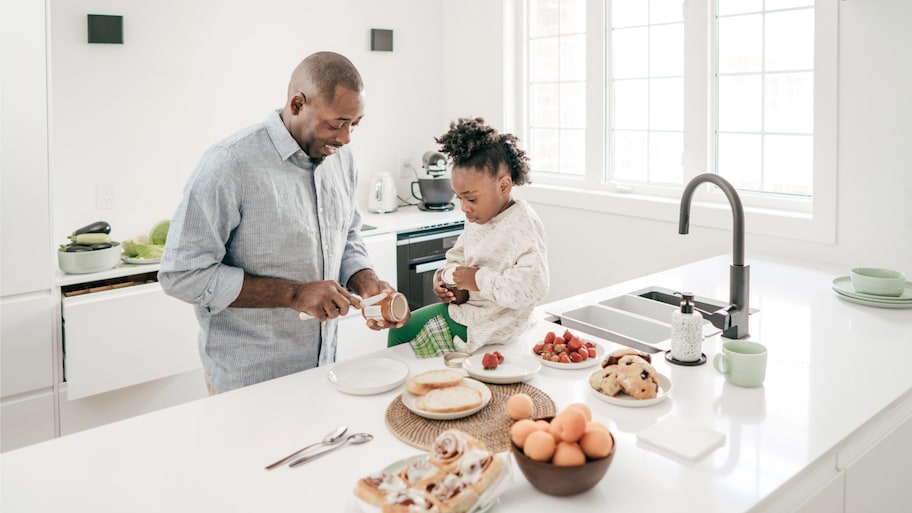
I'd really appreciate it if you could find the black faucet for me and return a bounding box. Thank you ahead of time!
[678,173,750,339]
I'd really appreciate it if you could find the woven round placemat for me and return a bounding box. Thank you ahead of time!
[385,382,556,452]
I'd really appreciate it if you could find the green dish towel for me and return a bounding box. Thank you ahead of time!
[409,315,457,359]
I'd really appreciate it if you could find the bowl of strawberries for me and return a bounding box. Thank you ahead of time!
[532,330,604,369]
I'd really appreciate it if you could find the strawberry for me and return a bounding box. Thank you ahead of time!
[544,332,556,344]
[558,353,571,364]
[567,337,582,352]
[576,348,588,361]
[569,352,584,363]
[533,343,544,354]
[587,347,597,358]
[494,351,505,364]
[482,352,499,370]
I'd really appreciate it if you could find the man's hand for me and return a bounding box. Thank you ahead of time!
[348,269,409,330]
[292,280,360,321]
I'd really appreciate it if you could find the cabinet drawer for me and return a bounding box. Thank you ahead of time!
[0,391,55,452]
[62,282,201,399]
[1,293,54,395]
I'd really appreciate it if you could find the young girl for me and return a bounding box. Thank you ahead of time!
[388,118,549,353]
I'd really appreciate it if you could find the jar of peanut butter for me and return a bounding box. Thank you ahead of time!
[362,292,409,323]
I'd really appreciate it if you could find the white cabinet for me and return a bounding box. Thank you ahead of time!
[792,471,845,513]
[1,294,54,395]
[57,369,206,436]
[62,281,202,400]
[1,0,51,297]
[844,413,912,513]
[0,293,56,451]
[337,232,397,361]
[0,392,55,452]
[0,0,56,453]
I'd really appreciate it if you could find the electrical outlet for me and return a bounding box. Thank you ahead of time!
[95,184,116,209]
[399,157,412,179]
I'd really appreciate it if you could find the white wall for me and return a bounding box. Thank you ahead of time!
[12,1,912,303]
[47,0,449,243]
[445,1,912,302]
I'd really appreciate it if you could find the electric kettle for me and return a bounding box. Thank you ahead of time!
[368,173,398,213]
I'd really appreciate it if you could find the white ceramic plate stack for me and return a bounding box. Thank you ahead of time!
[831,277,912,309]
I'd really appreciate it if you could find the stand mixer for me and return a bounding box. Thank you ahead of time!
[411,151,455,211]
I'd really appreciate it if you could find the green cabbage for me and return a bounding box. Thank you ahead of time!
[121,239,164,259]
[150,220,170,245]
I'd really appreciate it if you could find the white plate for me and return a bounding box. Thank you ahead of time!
[121,255,161,265]
[534,341,605,370]
[587,369,672,407]
[354,453,510,513]
[462,352,541,384]
[327,358,410,396]
[400,378,492,420]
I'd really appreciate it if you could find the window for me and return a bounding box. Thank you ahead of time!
[513,0,837,242]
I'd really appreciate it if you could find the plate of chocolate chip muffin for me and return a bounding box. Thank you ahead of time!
[586,348,672,407]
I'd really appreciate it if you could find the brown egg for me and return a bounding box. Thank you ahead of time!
[586,420,611,433]
[506,393,535,420]
[510,418,540,448]
[552,441,587,466]
[566,402,592,421]
[579,427,614,459]
[523,430,557,462]
[534,419,551,431]
[551,407,588,443]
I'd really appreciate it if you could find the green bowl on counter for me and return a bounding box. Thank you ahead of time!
[58,242,122,274]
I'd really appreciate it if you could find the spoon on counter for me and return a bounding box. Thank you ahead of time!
[264,426,348,470]
[288,432,374,468]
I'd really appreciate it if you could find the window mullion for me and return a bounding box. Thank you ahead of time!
[587,0,606,187]
[684,0,711,181]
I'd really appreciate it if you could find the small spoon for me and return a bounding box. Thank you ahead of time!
[264,426,348,470]
[288,432,374,468]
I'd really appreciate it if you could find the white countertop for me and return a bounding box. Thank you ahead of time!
[9,254,911,512]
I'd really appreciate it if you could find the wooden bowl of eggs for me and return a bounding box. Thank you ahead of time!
[509,403,615,496]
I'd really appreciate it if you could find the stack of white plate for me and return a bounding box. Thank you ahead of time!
[831,276,912,309]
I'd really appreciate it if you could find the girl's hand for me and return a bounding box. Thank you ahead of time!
[452,266,480,292]
[434,277,469,305]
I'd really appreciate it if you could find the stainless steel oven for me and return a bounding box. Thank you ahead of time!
[396,221,464,311]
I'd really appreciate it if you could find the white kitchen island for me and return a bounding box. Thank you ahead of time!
[2,255,910,513]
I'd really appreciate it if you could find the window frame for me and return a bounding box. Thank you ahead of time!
[507,0,837,244]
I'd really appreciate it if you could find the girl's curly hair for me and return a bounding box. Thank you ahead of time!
[434,117,531,185]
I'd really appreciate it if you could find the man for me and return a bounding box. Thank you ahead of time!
[159,52,403,394]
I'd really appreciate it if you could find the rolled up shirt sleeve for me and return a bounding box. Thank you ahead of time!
[159,146,250,313]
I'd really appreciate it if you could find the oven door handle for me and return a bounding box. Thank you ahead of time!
[414,260,447,274]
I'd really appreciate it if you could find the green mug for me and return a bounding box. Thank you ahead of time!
[713,340,767,388]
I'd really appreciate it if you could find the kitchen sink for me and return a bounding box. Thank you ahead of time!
[549,286,747,353]
[557,304,673,353]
